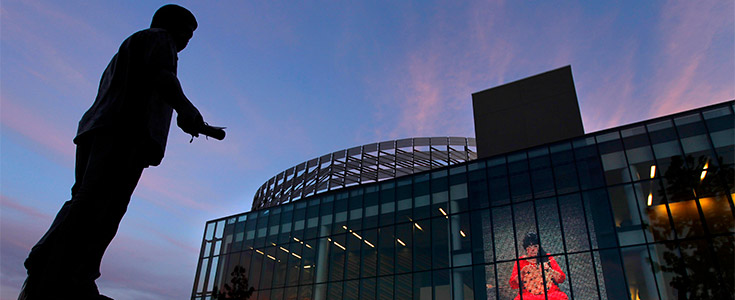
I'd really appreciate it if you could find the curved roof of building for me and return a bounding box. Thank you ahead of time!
[252,137,477,210]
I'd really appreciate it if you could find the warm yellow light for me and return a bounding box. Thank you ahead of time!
[439,207,447,216]
[397,239,406,247]
[305,243,312,249]
[267,254,276,261]
[291,252,302,259]
[647,193,653,206]
[352,232,363,240]
[414,223,423,231]
[334,242,346,251]
[343,225,348,230]
[304,265,312,269]
[701,161,709,181]
[650,165,656,179]
[280,246,290,253]
[294,237,301,242]
[364,240,375,248]
[460,230,466,238]
[256,249,264,255]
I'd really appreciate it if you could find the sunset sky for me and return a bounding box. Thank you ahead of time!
[1,1,733,299]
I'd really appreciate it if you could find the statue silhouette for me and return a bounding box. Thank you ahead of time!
[18,5,224,300]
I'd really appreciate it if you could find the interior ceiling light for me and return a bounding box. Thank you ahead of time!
[650,165,656,179]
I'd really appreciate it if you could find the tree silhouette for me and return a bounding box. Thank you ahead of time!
[212,265,256,300]
[650,154,734,300]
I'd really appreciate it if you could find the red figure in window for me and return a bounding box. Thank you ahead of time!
[509,233,568,300]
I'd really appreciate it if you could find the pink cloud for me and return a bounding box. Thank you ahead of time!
[0,195,53,221]
[0,98,75,165]
[649,0,735,116]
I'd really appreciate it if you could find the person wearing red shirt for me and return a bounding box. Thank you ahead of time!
[509,232,569,300]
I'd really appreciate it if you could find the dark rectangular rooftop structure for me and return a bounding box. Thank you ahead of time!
[472,65,585,158]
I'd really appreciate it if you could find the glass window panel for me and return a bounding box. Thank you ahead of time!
[492,206,515,261]
[595,249,629,300]
[548,255,572,300]
[660,155,697,203]
[396,197,413,224]
[432,216,450,269]
[555,163,580,196]
[470,209,494,265]
[314,283,327,300]
[258,289,270,300]
[205,222,216,240]
[513,202,538,257]
[298,285,312,300]
[413,219,432,271]
[361,229,378,278]
[414,195,430,220]
[378,226,395,276]
[607,185,646,246]
[648,242,681,299]
[433,269,451,300]
[451,212,473,267]
[633,180,675,241]
[704,107,734,165]
[598,132,632,185]
[450,183,469,214]
[215,220,226,239]
[207,256,219,292]
[413,271,432,300]
[395,223,413,274]
[559,194,591,251]
[345,228,362,280]
[488,163,510,206]
[535,198,564,254]
[300,238,317,285]
[712,236,735,298]
[196,258,209,293]
[204,241,212,258]
[360,277,376,300]
[496,261,516,300]
[380,185,396,226]
[249,249,264,290]
[344,279,359,300]
[509,156,533,202]
[328,281,343,299]
[580,190,616,250]
[273,244,289,288]
[468,168,490,210]
[668,198,705,239]
[679,239,726,299]
[431,191,449,218]
[475,264,497,300]
[328,234,346,282]
[452,266,474,300]
[214,241,223,257]
[377,275,394,300]
[623,130,657,181]
[699,194,735,234]
[286,242,301,287]
[395,273,412,300]
[530,152,555,198]
[314,238,330,284]
[699,163,734,199]
[621,245,658,300]
[258,248,276,290]
[574,143,606,190]
[567,252,600,299]
[270,288,283,300]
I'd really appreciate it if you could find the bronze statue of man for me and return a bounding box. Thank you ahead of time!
[19,5,221,299]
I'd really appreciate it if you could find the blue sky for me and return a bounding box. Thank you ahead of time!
[1,1,733,299]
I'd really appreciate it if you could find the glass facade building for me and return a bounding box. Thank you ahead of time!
[192,101,734,300]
